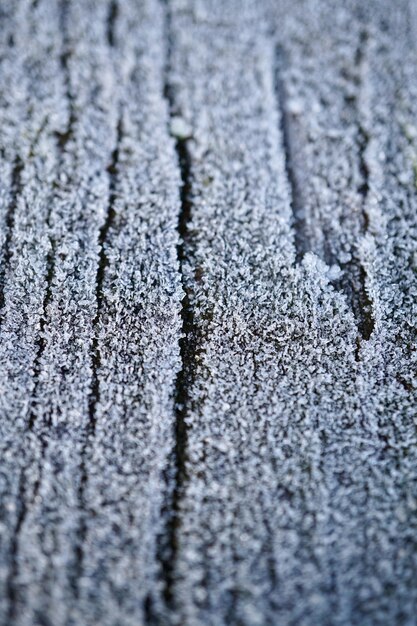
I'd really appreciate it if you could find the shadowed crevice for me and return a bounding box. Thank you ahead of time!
[55,0,76,151]
[155,0,197,619]
[88,114,122,440]
[107,0,118,47]
[352,28,375,343]
[275,46,307,263]
[339,28,374,347]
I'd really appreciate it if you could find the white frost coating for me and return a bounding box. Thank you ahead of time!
[0,1,416,625]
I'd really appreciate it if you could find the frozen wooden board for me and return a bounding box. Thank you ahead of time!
[0,1,416,624]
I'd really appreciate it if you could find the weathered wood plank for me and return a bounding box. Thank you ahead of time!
[0,1,182,624]
[166,1,417,625]
[0,2,68,621]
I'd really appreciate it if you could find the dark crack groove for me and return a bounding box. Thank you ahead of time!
[353,28,375,343]
[338,28,374,348]
[88,115,122,438]
[0,156,24,313]
[155,1,196,620]
[107,0,118,47]
[275,46,306,263]
[56,0,75,150]
[71,114,122,597]
[163,131,194,608]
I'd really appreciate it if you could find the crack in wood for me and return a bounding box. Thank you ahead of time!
[156,1,196,618]
[88,115,122,440]
[353,29,375,344]
[336,28,374,348]
[107,0,118,48]
[55,0,76,151]
[275,46,307,263]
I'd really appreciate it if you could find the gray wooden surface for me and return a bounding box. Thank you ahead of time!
[0,1,416,624]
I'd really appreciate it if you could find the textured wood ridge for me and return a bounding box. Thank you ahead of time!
[0,1,416,625]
